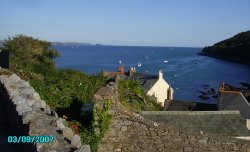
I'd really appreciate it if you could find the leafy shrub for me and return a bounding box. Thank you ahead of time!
[118,80,163,112]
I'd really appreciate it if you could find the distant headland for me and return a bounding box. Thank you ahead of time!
[199,30,250,65]
[52,42,98,46]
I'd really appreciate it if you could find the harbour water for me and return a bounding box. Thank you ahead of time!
[55,45,250,104]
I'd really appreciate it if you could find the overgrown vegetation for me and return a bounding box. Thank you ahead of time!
[201,30,250,64]
[79,99,112,152]
[118,80,163,112]
[3,34,108,151]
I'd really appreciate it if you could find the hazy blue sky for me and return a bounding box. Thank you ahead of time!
[0,0,249,47]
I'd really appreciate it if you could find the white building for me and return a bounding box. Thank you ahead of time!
[128,70,174,106]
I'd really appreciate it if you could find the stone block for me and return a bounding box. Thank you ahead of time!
[45,105,51,115]
[7,74,21,83]
[63,127,74,141]
[29,92,41,100]
[34,99,46,109]
[56,118,66,130]
[184,146,193,152]
[71,134,81,148]
[121,126,127,132]
[22,111,34,124]
[16,103,32,116]
[12,95,26,105]
[247,119,250,130]
[75,145,91,152]
[26,99,35,107]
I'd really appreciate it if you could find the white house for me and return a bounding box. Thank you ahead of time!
[147,70,174,106]
[128,70,174,106]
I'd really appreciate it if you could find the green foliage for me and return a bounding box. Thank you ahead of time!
[4,34,60,72]
[97,99,112,136]
[118,80,163,112]
[80,99,112,152]
[3,35,108,151]
[3,34,106,109]
[80,127,99,152]
[201,30,250,64]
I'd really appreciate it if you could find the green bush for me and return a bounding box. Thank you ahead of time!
[118,80,163,112]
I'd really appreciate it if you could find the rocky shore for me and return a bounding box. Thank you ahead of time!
[198,84,218,100]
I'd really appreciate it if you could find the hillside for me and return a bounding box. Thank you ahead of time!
[200,31,250,64]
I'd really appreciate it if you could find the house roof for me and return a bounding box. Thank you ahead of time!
[219,92,250,119]
[127,73,158,92]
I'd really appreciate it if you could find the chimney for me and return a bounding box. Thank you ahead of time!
[129,67,136,76]
[158,70,163,79]
[167,86,171,100]
[129,67,133,76]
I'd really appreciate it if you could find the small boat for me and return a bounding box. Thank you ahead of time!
[164,60,168,63]
[137,62,142,67]
[145,56,149,59]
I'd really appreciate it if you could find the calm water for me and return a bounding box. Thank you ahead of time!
[55,45,250,104]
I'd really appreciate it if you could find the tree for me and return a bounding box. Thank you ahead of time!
[3,34,60,71]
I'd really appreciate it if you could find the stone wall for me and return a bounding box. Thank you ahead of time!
[96,81,250,152]
[0,74,90,152]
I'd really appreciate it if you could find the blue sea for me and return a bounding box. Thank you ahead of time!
[54,45,250,104]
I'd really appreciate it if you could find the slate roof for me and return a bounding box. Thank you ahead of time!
[219,92,250,119]
[127,73,158,92]
[141,110,250,136]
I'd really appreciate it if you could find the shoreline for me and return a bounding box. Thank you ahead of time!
[198,52,250,66]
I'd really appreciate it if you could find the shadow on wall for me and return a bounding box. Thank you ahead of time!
[0,82,36,152]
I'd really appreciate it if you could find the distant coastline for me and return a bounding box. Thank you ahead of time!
[52,42,94,46]
[199,30,250,65]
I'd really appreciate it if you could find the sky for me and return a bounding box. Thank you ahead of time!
[0,0,249,47]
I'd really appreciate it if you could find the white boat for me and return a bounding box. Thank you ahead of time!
[137,62,142,67]
[164,60,168,63]
[145,56,149,59]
